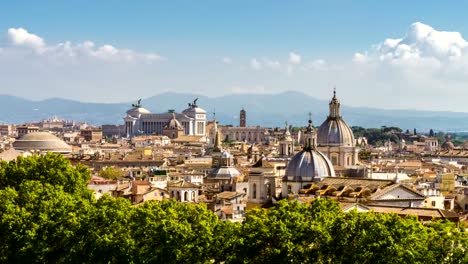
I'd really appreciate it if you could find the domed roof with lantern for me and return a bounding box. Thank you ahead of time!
[283,115,335,182]
[165,113,184,130]
[316,89,355,147]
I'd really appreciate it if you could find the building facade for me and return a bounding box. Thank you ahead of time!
[123,99,206,138]
[220,126,269,144]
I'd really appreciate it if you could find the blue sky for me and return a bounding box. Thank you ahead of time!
[4,1,468,56]
[1,1,468,111]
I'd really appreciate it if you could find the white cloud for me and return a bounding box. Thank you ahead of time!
[7,27,45,50]
[361,22,468,64]
[2,27,163,63]
[250,58,262,70]
[352,53,369,63]
[249,55,303,74]
[236,23,468,112]
[264,59,281,70]
[352,22,468,81]
[340,22,468,110]
[303,59,328,70]
[222,57,232,64]
[289,52,301,64]
[0,27,165,102]
[231,85,266,94]
[5,22,468,112]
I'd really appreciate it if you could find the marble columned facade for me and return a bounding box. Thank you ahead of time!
[124,99,206,138]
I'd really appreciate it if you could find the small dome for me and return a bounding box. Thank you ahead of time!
[221,151,231,159]
[165,113,184,130]
[208,167,241,179]
[13,132,72,154]
[284,149,335,181]
[442,140,455,151]
[317,118,355,147]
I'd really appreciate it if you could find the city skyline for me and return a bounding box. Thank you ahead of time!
[2,1,468,111]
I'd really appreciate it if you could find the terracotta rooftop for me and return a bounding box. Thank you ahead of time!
[370,183,426,200]
[167,180,200,189]
[216,191,244,200]
[366,205,459,220]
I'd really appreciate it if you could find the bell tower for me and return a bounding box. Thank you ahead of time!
[279,121,294,157]
[240,108,246,127]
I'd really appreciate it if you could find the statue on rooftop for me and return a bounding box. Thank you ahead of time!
[132,99,142,108]
[188,98,199,108]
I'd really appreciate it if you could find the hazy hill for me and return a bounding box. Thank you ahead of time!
[1,91,468,131]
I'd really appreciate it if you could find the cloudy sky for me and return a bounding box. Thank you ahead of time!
[2,1,468,111]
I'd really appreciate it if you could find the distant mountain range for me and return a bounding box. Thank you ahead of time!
[1,91,468,132]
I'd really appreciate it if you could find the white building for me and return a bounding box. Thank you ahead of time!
[167,180,201,202]
[124,98,206,138]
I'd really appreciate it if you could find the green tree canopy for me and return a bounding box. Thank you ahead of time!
[0,153,91,198]
[0,154,467,263]
[98,166,124,179]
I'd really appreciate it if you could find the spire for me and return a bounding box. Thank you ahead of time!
[329,87,341,118]
[213,120,222,152]
[284,121,291,136]
[213,115,218,131]
[304,113,316,150]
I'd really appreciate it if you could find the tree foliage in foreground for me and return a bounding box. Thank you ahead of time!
[0,154,467,263]
[98,166,124,180]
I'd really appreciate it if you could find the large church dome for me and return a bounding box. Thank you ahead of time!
[317,90,355,147]
[317,118,355,147]
[13,132,72,154]
[285,150,335,181]
[283,118,335,182]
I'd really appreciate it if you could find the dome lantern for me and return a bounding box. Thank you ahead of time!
[329,87,341,118]
[317,89,356,147]
[304,113,317,150]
